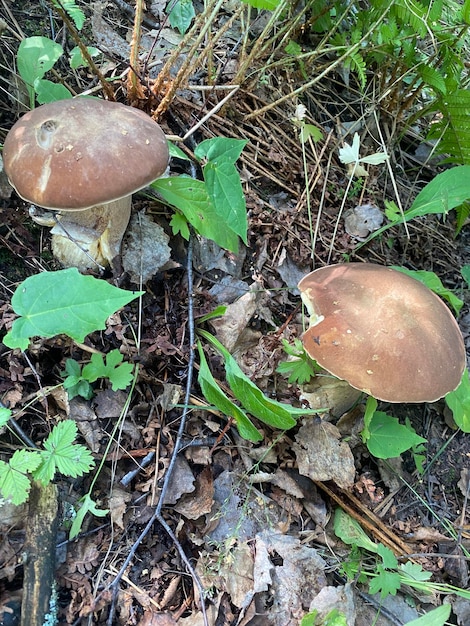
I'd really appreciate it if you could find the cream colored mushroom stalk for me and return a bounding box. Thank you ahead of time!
[3,98,169,271]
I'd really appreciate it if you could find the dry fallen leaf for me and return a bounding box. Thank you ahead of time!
[293,418,355,489]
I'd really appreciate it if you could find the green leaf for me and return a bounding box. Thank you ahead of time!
[366,412,427,459]
[461,264,470,287]
[391,266,463,315]
[69,46,100,70]
[369,565,401,598]
[34,78,73,104]
[203,160,248,243]
[3,268,143,350]
[51,0,86,30]
[69,492,108,539]
[323,609,348,626]
[17,36,63,86]
[361,396,377,443]
[241,0,280,8]
[152,177,240,251]
[404,604,451,626]
[82,350,134,391]
[0,407,11,429]
[195,138,247,164]
[167,0,195,34]
[168,142,191,161]
[169,212,190,240]
[200,330,320,430]
[377,543,397,569]
[34,420,94,485]
[399,561,432,583]
[0,449,42,505]
[197,341,262,442]
[445,369,470,432]
[405,165,470,220]
[333,508,379,553]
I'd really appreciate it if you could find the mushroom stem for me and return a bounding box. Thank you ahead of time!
[50,196,132,271]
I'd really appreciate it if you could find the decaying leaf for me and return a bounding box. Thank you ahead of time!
[293,418,355,489]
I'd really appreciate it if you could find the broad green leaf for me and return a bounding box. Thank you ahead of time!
[391,266,463,315]
[17,36,63,86]
[168,0,195,34]
[0,407,11,429]
[152,177,239,251]
[200,330,314,430]
[3,268,143,350]
[69,492,109,539]
[168,142,191,161]
[34,78,73,104]
[404,604,451,626]
[461,264,470,287]
[203,161,248,243]
[405,165,470,220]
[195,138,247,164]
[445,369,470,432]
[241,0,280,8]
[367,412,427,459]
[197,342,262,442]
[334,508,378,553]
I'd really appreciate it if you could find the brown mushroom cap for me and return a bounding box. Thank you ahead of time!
[299,263,466,403]
[3,98,169,210]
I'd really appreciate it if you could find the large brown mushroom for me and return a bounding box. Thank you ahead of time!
[298,263,466,403]
[3,98,169,271]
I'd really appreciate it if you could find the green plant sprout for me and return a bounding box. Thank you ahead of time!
[276,337,320,385]
[62,350,134,400]
[300,608,348,626]
[0,408,94,505]
[334,507,470,606]
[153,137,248,252]
[198,330,325,440]
[17,36,100,107]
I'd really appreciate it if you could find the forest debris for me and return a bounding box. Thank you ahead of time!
[122,212,172,284]
[109,486,132,529]
[293,418,355,489]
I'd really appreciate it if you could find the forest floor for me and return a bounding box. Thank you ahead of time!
[0,1,469,625]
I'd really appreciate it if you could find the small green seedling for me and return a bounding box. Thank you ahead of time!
[276,338,320,385]
[63,349,134,400]
[0,409,94,505]
[334,508,470,605]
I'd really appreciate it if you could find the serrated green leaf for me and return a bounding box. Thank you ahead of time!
[197,342,262,442]
[404,604,451,626]
[3,268,143,350]
[241,0,280,8]
[391,266,463,315]
[169,212,190,240]
[152,177,239,251]
[399,561,432,582]
[69,46,100,70]
[81,350,133,390]
[366,412,427,459]
[0,450,41,505]
[377,543,397,569]
[369,565,401,598]
[34,420,94,484]
[445,369,470,432]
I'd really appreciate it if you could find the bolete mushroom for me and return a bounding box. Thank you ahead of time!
[3,98,169,271]
[298,263,466,403]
